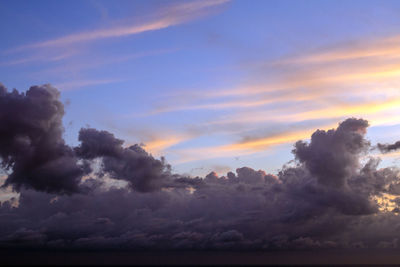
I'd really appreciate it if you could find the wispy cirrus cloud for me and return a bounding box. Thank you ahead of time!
[145,34,400,163]
[37,47,180,78]
[99,117,194,158]
[173,102,400,164]
[172,123,336,164]
[7,0,230,52]
[54,78,125,91]
[152,33,400,109]
[141,135,190,156]
[204,96,400,127]
[273,35,400,66]
[1,0,229,95]
[0,49,79,66]
[153,62,400,114]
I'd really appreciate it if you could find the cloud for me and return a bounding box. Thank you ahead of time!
[274,35,400,65]
[378,141,400,153]
[172,123,335,164]
[0,83,87,194]
[135,34,400,165]
[142,135,188,156]
[99,119,193,157]
[75,128,173,192]
[0,49,79,66]
[8,0,229,52]
[145,35,400,162]
[0,84,176,193]
[2,84,400,251]
[54,78,124,91]
[206,97,400,127]
[151,61,400,115]
[293,118,369,188]
[0,0,229,88]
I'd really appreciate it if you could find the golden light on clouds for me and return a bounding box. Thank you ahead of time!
[146,33,400,164]
[144,135,187,156]
[373,193,399,212]
[173,124,335,164]
[276,35,400,65]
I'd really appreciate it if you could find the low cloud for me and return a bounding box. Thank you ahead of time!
[1,84,400,251]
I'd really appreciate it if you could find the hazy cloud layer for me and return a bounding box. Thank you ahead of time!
[1,84,400,250]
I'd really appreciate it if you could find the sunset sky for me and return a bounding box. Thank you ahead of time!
[2,0,400,176]
[4,1,400,263]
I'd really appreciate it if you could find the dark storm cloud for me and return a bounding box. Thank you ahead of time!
[75,128,173,192]
[0,156,398,251]
[1,84,400,251]
[0,84,86,193]
[293,118,369,188]
[378,141,400,153]
[0,84,175,193]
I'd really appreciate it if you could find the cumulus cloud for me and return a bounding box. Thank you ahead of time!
[0,84,87,193]
[293,118,369,188]
[75,128,173,192]
[378,141,400,153]
[1,84,400,251]
[0,84,175,193]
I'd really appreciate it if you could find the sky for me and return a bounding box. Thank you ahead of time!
[2,0,400,177]
[4,0,400,261]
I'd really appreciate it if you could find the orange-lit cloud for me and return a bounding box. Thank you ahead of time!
[173,123,336,164]
[275,36,400,65]
[375,150,400,160]
[151,62,400,115]
[208,97,400,126]
[0,175,19,204]
[141,34,400,163]
[143,135,189,156]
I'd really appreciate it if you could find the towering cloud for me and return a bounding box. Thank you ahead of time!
[0,84,175,194]
[293,118,369,188]
[0,84,86,194]
[1,84,400,251]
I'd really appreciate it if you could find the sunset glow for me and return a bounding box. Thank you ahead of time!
[2,1,400,263]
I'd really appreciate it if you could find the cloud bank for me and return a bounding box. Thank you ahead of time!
[1,84,400,251]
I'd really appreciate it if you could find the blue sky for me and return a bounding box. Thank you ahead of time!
[2,0,400,177]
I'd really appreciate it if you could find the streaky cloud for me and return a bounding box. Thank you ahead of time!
[8,0,230,52]
[54,78,125,91]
